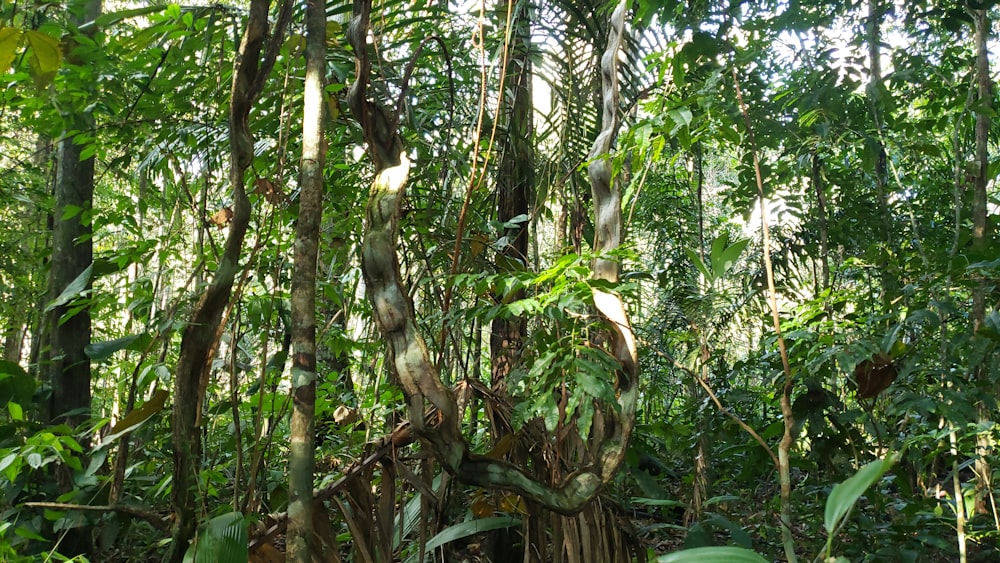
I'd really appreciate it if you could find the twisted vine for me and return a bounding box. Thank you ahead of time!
[349,0,636,514]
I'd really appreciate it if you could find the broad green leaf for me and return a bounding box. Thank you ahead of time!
[824,454,898,537]
[0,453,16,474]
[0,360,27,378]
[712,238,750,279]
[0,27,23,71]
[668,107,693,132]
[85,334,143,362]
[46,265,93,312]
[657,546,768,563]
[632,498,687,508]
[705,495,741,506]
[703,514,752,549]
[576,361,615,402]
[685,248,712,282]
[420,516,520,556]
[185,511,247,563]
[0,360,34,406]
[7,401,23,421]
[14,526,47,541]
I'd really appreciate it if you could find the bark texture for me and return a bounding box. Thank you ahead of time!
[490,0,532,430]
[287,0,326,559]
[971,6,993,516]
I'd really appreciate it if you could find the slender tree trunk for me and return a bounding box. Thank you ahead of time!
[689,144,709,524]
[287,0,326,558]
[812,152,830,292]
[695,142,705,260]
[866,0,896,303]
[2,325,24,362]
[971,6,993,517]
[732,68,797,563]
[489,7,534,560]
[490,0,532,434]
[45,0,99,438]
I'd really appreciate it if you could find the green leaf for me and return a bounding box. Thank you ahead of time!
[632,497,687,508]
[94,5,168,28]
[0,453,16,474]
[657,546,769,563]
[420,516,521,557]
[0,27,23,71]
[668,107,693,132]
[685,248,712,282]
[824,454,898,537]
[85,334,143,362]
[712,238,750,279]
[46,265,93,312]
[185,511,247,563]
[0,360,35,406]
[705,495,740,506]
[7,401,23,421]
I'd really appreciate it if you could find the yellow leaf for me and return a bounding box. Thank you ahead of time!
[470,232,489,258]
[470,494,494,518]
[24,30,61,87]
[101,389,169,446]
[484,433,515,459]
[24,30,62,73]
[0,27,23,72]
[498,492,526,515]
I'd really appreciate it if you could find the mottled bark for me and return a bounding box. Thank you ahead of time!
[971,6,993,517]
[286,0,326,559]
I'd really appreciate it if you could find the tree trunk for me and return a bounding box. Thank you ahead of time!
[489,5,533,558]
[812,152,830,292]
[40,0,100,557]
[490,0,532,434]
[287,0,326,558]
[971,6,993,517]
[866,0,896,303]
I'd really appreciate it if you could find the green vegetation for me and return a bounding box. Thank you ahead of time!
[0,0,997,561]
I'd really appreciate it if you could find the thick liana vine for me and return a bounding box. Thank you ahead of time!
[165,1,292,561]
[348,0,636,514]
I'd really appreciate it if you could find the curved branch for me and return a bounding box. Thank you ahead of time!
[166,2,292,561]
[348,0,635,515]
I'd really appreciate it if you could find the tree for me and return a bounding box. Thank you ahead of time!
[41,0,100,555]
[286,0,326,558]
